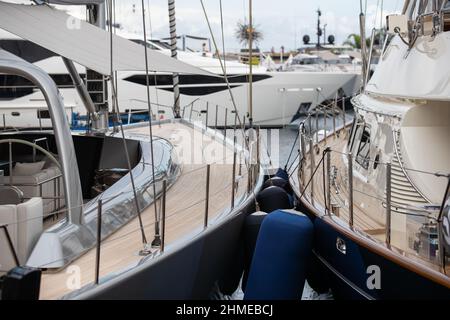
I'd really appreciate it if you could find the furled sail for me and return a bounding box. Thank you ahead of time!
[0,2,213,76]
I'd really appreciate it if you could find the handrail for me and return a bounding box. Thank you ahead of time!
[0,138,61,169]
[0,122,263,290]
[392,129,431,203]
[85,128,259,288]
[0,174,62,187]
[296,120,450,275]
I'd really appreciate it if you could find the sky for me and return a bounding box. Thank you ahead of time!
[5,0,403,52]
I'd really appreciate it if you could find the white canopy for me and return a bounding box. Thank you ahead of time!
[0,2,212,76]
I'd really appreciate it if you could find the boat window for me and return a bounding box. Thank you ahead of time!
[0,39,57,63]
[406,0,441,19]
[37,110,51,119]
[347,117,357,148]
[444,0,450,9]
[348,116,365,151]
[406,0,419,19]
[355,125,371,169]
[0,74,34,99]
[150,40,172,50]
[338,57,352,64]
[443,1,450,31]
[373,154,380,170]
[0,73,81,100]
[292,57,324,65]
[418,0,430,15]
[130,39,161,50]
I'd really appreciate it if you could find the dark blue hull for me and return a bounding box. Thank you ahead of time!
[307,215,450,299]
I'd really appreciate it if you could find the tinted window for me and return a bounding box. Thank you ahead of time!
[0,39,57,63]
[0,74,81,100]
[348,117,357,148]
[130,39,161,50]
[355,125,371,169]
[444,0,450,9]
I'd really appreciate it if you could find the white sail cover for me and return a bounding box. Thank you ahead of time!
[0,2,212,76]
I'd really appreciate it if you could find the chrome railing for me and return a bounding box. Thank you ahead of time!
[295,123,450,269]
[0,119,263,295]
[89,120,261,288]
[0,138,64,217]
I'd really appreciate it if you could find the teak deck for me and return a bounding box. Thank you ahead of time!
[40,122,248,300]
[291,128,445,274]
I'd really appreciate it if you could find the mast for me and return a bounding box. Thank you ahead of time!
[316,8,322,48]
[168,0,181,118]
[380,0,384,45]
[248,0,253,127]
[86,2,108,132]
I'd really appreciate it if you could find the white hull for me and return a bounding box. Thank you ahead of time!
[0,69,358,128]
[0,46,360,128]
[116,70,359,127]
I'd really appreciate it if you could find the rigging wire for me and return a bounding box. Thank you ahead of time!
[394,0,400,12]
[199,0,262,208]
[199,2,251,156]
[373,0,381,27]
[113,0,119,125]
[219,0,226,73]
[146,0,161,121]
[298,151,325,201]
[107,0,148,245]
[140,0,161,247]
[0,140,242,228]
[242,0,247,24]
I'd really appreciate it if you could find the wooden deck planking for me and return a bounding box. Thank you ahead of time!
[40,122,248,300]
[292,129,443,273]
[296,133,385,233]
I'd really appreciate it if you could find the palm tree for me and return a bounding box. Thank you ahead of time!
[235,21,263,47]
[343,33,363,49]
[344,31,385,49]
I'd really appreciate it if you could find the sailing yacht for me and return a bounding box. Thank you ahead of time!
[0,6,358,128]
[0,1,263,300]
[289,0,450,299]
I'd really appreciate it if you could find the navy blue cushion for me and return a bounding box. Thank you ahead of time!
[263,176,293,195]
[275,168,289,181]
[287,193,294,207]
[244,210,313,300]
[256,186,292,213]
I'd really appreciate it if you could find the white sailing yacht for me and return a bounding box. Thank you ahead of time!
[0,1,263,300]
